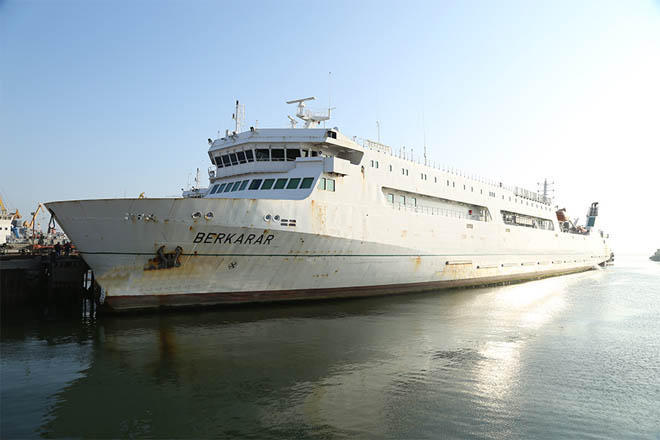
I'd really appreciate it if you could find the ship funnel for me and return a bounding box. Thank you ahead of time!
[586,202,599,231]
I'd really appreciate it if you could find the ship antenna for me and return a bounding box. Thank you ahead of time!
[232,100,245,133]
[422,110,427,165]
[376,120,381,143]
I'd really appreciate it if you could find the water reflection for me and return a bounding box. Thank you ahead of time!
[3,262,658,439]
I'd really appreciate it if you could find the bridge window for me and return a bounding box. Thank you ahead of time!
[245,150,254,162]
[271,149,285,162]
[210,184,220,194]
[274,178,288,189]
[249,179,262,190]
[237,151,247,164]
[231,181,241,191]
[221,155,231,167]
[215,156,223,168]
[239,180,249,190]
[256,149,270,161]
[311,151,319,157]
[217,183,226,192]
[261,178,275,189]
[300,177,314,189]
[223,183,233,193]
[229,153,238,165]
[286,149,301,161]
[287,178,301,189]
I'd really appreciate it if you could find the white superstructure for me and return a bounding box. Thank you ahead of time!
[46,99,612,311]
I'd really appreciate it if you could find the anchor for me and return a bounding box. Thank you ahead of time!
[144,245,183,270]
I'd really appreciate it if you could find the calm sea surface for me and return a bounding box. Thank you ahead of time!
[2,256,659,439]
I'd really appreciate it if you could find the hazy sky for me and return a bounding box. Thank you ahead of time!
[1,0,658,254]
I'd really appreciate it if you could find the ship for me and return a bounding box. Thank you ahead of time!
[651,250,660,262]
[45,97,612,311]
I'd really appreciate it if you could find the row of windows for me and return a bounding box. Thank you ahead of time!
[208,177,316,194]
[387,193,417,206]
[214,148,320,168]
[369,158,551,211]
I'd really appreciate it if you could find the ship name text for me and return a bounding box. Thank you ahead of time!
[193,232,274,246]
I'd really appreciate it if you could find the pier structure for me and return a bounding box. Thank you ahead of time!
[0,251,97,316]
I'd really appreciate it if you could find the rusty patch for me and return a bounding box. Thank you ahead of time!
[145,245,183,270]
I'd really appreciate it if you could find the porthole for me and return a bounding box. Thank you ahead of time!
[264,214,272,222]
[192,212,202,219]
[205,212,214,220]
[274,215,281,221]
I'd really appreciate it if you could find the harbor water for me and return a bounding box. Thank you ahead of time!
[1,256,659,439]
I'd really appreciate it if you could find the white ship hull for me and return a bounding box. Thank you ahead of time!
[46,197,611,311]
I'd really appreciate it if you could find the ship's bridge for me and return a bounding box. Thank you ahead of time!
[203,128,363,200]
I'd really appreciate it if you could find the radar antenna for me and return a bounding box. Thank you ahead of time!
[286,96,334,128]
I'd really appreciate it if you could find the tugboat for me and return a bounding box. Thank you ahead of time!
[651,249,660,262]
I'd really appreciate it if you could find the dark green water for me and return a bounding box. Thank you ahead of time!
[2,257,659,439]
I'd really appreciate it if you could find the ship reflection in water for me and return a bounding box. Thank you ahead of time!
[1,257,658,439]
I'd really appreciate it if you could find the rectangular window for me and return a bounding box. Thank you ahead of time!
[399,195,405,204]
[222,155,231,167]
[371,160,374,167]
[286,178,301,189]
[223,182,233,192]
[402,168,406,175]
[210,184,220,194]
[411,197,417,207]
[317,177,326,190]
[389,165,393,172]
[239,180,249,190]
[248,179,262,190]
[256,149,270,161]
[231,181,241,191]
[218,183,227,192]
[311,151,319,157]
[286,149,301,161]
[300,177,314,189]
[375,161,379,168]
[229,153,238,165]
[387,193,394,203]
[237,151,247,164]
[245,150,254,162]
[326,179,335,192]
[261,178,275,189]
[215,156,223,168]
[274,178,288,189]
[447,180,450,186]
[271,149,285,161]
